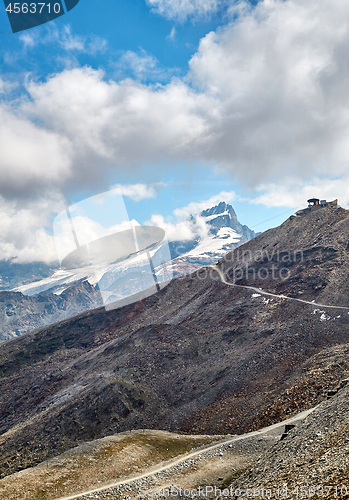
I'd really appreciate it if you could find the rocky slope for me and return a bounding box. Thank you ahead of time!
[219,204,349,305]
[228,373,349,498]
[0,204,348,479]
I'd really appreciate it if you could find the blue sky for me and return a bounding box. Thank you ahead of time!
[0,0,225,83]
[0,0,348,262]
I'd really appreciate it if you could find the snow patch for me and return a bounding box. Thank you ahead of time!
[203,211,231,222]
[183,227,241,259]
[263,298,273,304]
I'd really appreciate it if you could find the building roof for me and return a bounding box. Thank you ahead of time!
[307,198,320,203]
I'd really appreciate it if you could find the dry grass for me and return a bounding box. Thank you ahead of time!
[0,430,222,500]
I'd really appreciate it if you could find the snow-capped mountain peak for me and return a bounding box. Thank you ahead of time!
[168,202,256,276]
[11,201,256,293]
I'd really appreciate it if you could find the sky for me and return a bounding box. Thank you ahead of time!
[1,0,349,263]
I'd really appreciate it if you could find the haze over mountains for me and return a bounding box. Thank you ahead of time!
[0,202,349,482]
[0,202,256,341]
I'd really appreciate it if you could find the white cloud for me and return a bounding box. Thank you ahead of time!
[167,27,177,41]
[147,213,209,241]
[113,49,173,81]
[250,177,349,209]
[0,193,65,264]
[147,193,234,242]
[4,0,349,260]
[0,104,72,197]
[20,66,214,193]
[19,33,36,49]
[54,212,139,263]
[0,78,17,94]
[59,26,107,54]
[186,0,349,184]
[15,0,349,194]
[146,0,221,21]
[174,191,236,217]
[19,25,107,55]
[112,183,165,201]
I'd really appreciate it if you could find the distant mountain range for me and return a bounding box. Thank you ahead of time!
[0,260,58,291]
[9,202,257,294]
[0,202,256,341]
[0,281,102,341]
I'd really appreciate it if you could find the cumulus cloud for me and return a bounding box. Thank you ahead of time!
[19,66,214,195]
[13,0,349,193]
[54,212,139,264]
[19,33,36,49]
[187,0,349,184]
[146,0,221,21]
[112,183,165,201]
[0,104,72,198]
[0,193,65,264]
[147,213,210,241]
[4,0,349,260]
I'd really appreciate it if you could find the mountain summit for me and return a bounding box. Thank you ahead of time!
[201,201,255,241]
[170,202,257,274]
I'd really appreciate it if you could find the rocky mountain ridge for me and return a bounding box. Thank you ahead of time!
[201,201,255,241]
[0,280,102,341]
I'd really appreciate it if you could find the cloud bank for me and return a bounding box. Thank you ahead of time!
[7,0,349,196]
[3,0,349,260]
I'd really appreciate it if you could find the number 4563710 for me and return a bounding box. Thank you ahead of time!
[6,3,62,14]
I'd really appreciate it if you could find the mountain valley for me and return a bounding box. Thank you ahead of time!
[0,203,348,489]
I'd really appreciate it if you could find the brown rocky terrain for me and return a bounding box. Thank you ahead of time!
[227,375,349,498]
[0,430,223,500]
[0,410,312,500]
[0,204,349,481]
[219,204,349,305]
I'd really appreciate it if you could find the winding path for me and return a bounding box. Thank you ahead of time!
[55,264,343,500]
[210,265,349,311]
[56,407,316,500]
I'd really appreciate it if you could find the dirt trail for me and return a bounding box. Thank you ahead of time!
[56,407,317,500]
[211,265,349,310]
